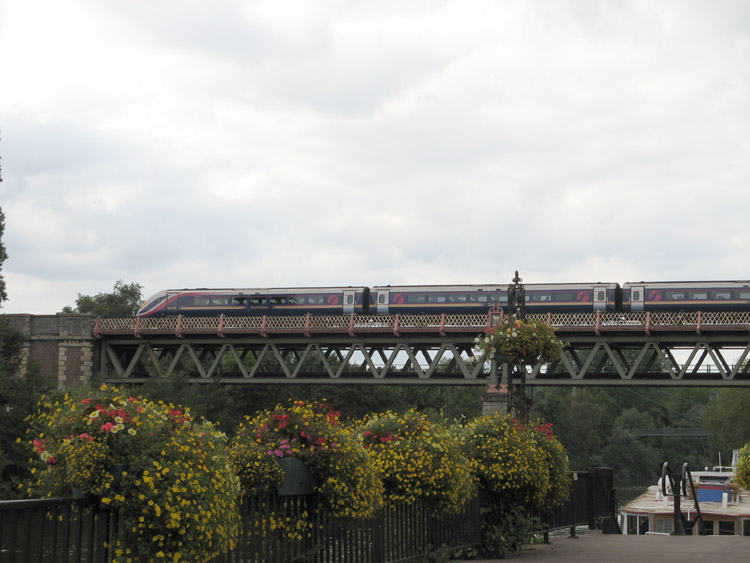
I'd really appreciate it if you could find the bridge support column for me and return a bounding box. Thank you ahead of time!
[6,314,97,388]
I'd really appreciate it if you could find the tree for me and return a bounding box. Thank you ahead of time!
[61,280,143,317]
[703,388,750,455]
[0,207,8,304]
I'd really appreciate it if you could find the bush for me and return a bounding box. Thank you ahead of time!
[25,385,240,563]
[459,413,569,510]
[231,400,383,526]
[360,409,477,514]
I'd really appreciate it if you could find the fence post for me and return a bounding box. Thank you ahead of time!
[371,512,385,563]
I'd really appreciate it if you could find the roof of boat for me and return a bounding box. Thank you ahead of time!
[621,485,750,518]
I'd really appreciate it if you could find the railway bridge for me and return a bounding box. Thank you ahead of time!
[9,311,750,387]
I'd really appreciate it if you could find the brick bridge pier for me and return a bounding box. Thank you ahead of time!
[6,314,96,388]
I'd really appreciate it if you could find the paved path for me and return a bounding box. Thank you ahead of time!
[465,530,750,562]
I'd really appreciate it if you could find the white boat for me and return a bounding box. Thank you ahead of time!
[620,452,750,536]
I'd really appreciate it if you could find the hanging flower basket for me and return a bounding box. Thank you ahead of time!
[474,316,564,365]
[277,457,315,496]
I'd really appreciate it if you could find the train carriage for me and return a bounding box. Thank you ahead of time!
[370,283,621,315]
[623,281,750,312]
[137,287,370,317]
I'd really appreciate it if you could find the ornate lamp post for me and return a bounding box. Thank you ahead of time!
[507,271,530,422]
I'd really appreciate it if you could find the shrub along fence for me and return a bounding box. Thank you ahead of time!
[1,469,614,563]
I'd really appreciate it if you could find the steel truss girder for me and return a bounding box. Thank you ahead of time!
[98,333,750,386]
[99,337,489,385]
[529,335,750,386]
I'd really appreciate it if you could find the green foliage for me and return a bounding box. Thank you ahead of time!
[61,280,143,317]
[704,389,750,454]
[0,207,7,304]
[25,385,240,562]
[0,359,55,499]
[530,387,714,484]
[0,314,56,499]
[736,443,750,489]
[480,502,536,559]
[360,409,477,514]
[459,413,570,510]
[474,317,564,365]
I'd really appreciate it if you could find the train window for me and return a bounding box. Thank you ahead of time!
[269,297,285,305]
[690,292,708,300]
[346,295,353,304]
[378,294,386,304]
[194,297,210,306]
[477,295,488,303]
[714,292,731,300]
[538,294,552,302]
[212,298,229,306]
[557,293,575,301]
[666,292,685,300]
[632,291,640,301]
[739,292,750,300]
[232,297,247,306]
[288,297,298,305]
[249,297,266,306]
[597,291,605,301]
[408,295,426,303]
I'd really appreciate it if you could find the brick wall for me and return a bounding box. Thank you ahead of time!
[5,314,97,388]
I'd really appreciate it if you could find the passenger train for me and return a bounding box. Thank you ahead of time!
[136,281,750,318]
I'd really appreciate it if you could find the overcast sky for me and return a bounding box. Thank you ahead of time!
[1,0,749,314]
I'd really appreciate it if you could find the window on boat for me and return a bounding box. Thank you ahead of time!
[626,515,649,535]
[703,521,714,535]
[719,521,735,535]
[656,518,673,534]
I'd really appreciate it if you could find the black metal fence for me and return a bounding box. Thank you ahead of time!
[0,496,117,563]
[1,468,615,563]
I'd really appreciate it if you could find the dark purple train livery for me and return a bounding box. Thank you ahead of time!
[136,281,750,318]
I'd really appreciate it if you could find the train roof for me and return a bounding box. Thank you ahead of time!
[622,280,750,287]
[371,283,620,291]
[149,287,369,294]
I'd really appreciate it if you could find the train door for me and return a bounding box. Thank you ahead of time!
[376,289,390,314]
[630,285,645,312]
[343,290,356,314]
[593,285,608,312]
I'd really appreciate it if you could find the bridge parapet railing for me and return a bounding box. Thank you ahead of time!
[93,311,750,338]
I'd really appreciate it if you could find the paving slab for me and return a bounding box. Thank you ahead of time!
[465,530,750,562]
